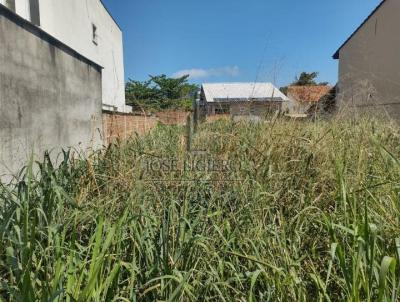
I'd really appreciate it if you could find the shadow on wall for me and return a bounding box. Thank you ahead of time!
[307,86,338,117]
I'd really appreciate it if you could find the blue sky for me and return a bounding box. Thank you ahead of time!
[103,0,380,87]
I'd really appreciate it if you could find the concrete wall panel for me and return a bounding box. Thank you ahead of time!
[0,7,102,177]
[1,0,126,112]
[337,0,400,119]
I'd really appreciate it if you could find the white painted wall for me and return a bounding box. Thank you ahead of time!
[1,0,127,112]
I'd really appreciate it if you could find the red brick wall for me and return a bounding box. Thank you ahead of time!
[155,111,189,125]
[102,111,190,144]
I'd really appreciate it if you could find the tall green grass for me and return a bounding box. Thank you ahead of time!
[1,118,400,301]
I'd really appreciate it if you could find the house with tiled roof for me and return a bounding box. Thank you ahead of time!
[286,86,332,114]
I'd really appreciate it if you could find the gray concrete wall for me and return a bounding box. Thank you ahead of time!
[0,0,127,112]
[230,102,281,116]
[284,97,311,115]
[206,101,282,117]
[0,6,103,178]
[337,0,400,119]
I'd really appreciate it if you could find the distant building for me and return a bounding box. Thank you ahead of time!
[333,0,400,118]
[199,83,289,118]
[287,86,332,114]
[0,0,128,112]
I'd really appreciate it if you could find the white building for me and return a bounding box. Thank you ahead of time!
[200,83,289,117]
[0,0,128,112]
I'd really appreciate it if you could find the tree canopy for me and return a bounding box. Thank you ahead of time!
[126,74,199,112]
[280,72,329,95]
[293,72,318,86]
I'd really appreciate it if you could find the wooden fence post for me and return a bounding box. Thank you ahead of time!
[193,98,198,134]
[185,114,192,152]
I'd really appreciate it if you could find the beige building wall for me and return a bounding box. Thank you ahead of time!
[336,0,400,119]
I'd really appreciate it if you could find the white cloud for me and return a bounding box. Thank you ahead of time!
[172,66,240,79]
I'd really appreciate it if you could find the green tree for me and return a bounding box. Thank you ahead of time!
[293,72,319,86]
[125,74,199,112]
[125,79,155,100]
[125,79,158,111]
[150,74,188,100]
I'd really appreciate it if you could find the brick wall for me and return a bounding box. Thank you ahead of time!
[102,111,190,144]
[155,111,189,125]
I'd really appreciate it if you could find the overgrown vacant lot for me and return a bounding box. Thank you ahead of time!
[1,118,400,301]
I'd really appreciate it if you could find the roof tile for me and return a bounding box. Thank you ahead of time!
[287,86,332,103]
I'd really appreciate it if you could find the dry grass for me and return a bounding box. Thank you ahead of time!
[1,117,400,301]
